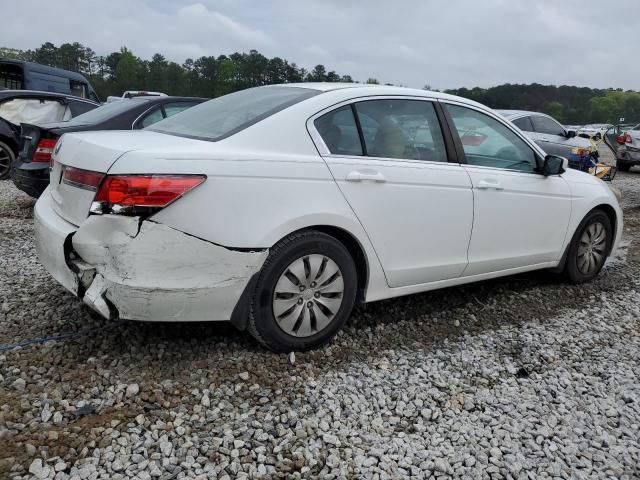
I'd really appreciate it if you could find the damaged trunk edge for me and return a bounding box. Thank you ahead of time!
[62,216,268,323]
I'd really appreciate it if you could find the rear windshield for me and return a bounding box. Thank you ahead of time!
[65,99,149,125]
[148,86,319,141]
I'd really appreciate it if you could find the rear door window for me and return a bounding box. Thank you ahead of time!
[0,63,24,89]
[513,116,534,132]
[354,99,447,162]
[68,99,98,117]
[314,105,363,156]
[532,115,566,136]
[162,101,199,118]
[137,107,165,129]
[70,81,89,99]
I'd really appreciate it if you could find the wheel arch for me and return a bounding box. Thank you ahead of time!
[307,225,369,302]
[230,224,371,332]
[554,203,618,273]
[595,203,617,251]
[0,134,19,155]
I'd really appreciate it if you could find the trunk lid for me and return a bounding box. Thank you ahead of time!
[50,130,197,226]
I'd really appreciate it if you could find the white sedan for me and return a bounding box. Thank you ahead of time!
[34,84,623,351]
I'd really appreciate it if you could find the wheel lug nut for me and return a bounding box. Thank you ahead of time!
[307,302,313,308]
[297,298,303,304]
[311,282,316,287]
[299,286,305,291]
[314,292,320,298]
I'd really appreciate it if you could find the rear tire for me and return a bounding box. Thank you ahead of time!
[247,230,357,352]
[564,210,612,283]
[0,140,16,180]
[617,161,631,172]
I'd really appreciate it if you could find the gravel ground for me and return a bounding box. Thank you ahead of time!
[1,159,639,479]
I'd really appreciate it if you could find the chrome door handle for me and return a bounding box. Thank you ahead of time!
[346,170,386,183]
[476,179,503,190]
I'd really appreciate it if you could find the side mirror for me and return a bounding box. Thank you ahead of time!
[566,130,576,138]
[542,155,568,176]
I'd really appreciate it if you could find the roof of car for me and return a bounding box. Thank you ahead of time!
[277,82,485,107]
[496,109,542,119]
[126,95,209,104]
[0,59,90,83]
[0,89,98,104]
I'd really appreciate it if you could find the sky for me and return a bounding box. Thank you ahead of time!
[1,0,639,90]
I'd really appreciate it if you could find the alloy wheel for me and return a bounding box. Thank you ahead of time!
[0,145,11,178]
[272,254,344,337]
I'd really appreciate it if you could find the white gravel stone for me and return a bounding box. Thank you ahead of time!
[1,169,640,478]
[125,383,140,397]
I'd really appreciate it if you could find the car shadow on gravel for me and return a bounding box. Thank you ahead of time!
[42,253,632,386]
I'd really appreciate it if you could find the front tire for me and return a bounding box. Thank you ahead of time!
[564,210,612,283]
[247,230,357,352]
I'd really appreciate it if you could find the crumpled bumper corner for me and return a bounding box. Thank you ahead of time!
[35,193,268,322]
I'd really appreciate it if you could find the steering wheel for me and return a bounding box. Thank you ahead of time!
[495,146,520,159]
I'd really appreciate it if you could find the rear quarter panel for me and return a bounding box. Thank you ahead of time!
[114,147,388,301]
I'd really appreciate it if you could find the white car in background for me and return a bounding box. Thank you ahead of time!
[35,84,623,351]
[578,124,613,140]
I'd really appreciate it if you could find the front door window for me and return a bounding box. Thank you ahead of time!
[446,104,538,172]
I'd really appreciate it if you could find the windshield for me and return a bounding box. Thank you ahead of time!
[149,86,319,141]
[65,99,149,125]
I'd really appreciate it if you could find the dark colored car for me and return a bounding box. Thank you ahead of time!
[12,96,208,197]
[0,90,99,179]
[0,59,99,101]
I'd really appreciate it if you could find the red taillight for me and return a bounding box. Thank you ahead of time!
[625,133,633,144]
[92,175,205,215]
[63,167,104,190]
[33,139,57,163]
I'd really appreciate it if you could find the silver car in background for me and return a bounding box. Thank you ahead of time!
[498,110,595,162]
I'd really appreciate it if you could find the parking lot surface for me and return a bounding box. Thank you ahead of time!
[1,164,639,478]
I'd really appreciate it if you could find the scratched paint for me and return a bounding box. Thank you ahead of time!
[69,216,268,321]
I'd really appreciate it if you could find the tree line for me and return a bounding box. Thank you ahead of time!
[445,84,640,125]
[1,42,638,124]
[0,42,371,100]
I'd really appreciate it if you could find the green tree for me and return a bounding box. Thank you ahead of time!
[115,47,142,92]
[306,65,327,82]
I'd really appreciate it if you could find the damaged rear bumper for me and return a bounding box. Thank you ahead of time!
[34,189,268,322]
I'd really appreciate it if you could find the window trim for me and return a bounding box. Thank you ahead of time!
[307,95,456,166]
[132,104,164,130]
[439,100,546,174]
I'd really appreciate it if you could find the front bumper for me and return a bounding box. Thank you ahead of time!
[34,189,268,322]
[11,160,49,198]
